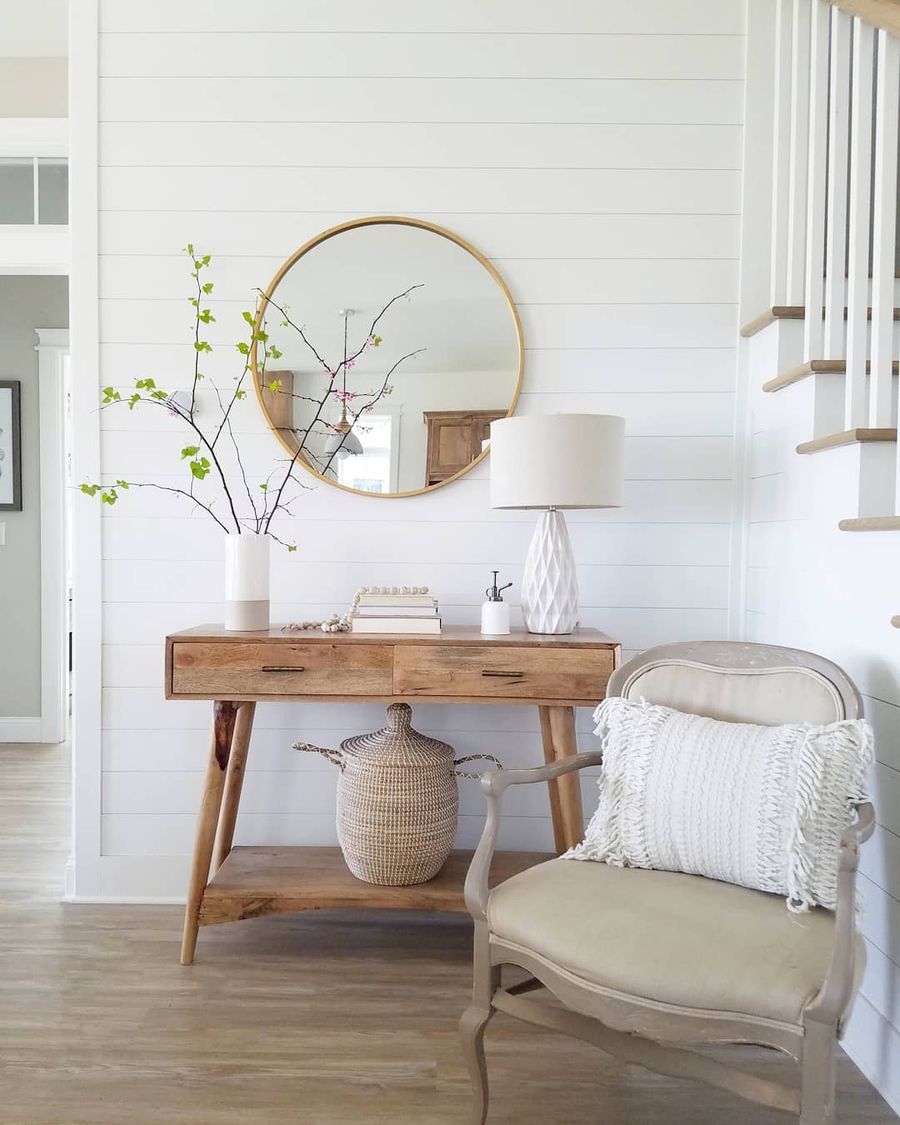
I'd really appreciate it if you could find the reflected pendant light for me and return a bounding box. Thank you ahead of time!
[324,404,364,460]
[324,307,364,461]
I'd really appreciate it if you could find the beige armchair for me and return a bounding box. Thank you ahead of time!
[461,641,875,1124]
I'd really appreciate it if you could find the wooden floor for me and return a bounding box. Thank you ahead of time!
[0,743,895,1125]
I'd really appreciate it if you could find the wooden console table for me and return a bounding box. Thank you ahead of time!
[166,625,620,964]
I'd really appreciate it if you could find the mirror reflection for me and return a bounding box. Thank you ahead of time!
[254,219,522,497]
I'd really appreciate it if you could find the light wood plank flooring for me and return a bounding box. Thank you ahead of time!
[0,742,895,1124]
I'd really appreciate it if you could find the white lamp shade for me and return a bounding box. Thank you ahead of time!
[489,414,625,509]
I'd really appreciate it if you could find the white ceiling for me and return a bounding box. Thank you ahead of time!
[0,0,67,56]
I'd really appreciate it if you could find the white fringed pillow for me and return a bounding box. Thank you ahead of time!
[565,697,873,912]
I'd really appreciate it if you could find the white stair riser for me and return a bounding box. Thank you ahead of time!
[748,317,898,522]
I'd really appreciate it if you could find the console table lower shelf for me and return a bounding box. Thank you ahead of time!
[199,846,552,927]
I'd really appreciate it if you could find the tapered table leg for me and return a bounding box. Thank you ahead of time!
[180,700,238,965]
[538,705,585,853]
[212,701,255,872]
[538,706,566,853]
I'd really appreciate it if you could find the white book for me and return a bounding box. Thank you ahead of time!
[357,593,435,607]
[351,616,442,635]
[355,603,438,617]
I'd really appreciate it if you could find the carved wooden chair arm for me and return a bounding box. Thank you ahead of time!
[807,800,876,1026]
[464,751,604,921]
[843,799,875,851]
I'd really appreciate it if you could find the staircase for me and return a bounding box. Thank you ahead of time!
[739,0,900,542]
[735,5,900,1100]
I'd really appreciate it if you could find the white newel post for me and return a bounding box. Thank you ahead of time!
[224,533,271,631]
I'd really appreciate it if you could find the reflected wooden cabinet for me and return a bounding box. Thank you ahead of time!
[259,370,302,456]
[423,409,506,486]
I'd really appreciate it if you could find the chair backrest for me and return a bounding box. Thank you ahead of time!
[606,641,862,725]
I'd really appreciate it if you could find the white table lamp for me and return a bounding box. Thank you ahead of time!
[490,414,625,634]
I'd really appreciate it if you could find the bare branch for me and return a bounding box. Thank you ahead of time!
[101,393,243,533]
[212,379,260,529]
[189,269,203,417]
[262,440,312,534]
[258,291,333,377]
[107,481,231,533]
[321,346,425,476]
[336,284,424,380]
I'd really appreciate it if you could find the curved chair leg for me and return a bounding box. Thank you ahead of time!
[461,923,500,1125]
[800,1019,837,1124]
[460,1002,495,1125]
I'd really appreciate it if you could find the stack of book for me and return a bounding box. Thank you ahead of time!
[351,590,441,634]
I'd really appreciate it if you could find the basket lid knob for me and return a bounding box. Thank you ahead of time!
[387,702,412,731]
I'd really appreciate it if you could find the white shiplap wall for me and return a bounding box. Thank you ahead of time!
[85,0,744,898]
[742,320,900,1111]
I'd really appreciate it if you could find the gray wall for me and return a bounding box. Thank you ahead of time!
[0,276,68,717]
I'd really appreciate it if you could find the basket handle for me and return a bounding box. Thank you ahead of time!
[293,741,345,771]
[454,754,503,780]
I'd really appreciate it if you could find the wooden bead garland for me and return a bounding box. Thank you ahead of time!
[283,585,431,634]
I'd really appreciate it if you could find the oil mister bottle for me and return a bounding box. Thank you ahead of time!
[481,571,513,635]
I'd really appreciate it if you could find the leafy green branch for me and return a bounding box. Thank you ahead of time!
[80,247,297,544]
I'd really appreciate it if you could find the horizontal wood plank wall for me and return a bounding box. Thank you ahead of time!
[743,322,900,1111]
[93,0,744,897]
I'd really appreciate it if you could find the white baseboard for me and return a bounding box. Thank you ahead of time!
[64,854,75,899]
[0,716,43,742]
[61,895,185,905]
[841,993,900,1117]
[77,854,190,901]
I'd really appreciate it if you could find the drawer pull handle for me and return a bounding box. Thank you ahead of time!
[482,669,525,678]
[261,665,305,673]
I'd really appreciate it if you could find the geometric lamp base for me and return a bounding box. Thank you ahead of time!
[520,508,580,634]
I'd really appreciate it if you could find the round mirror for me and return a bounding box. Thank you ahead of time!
[252,217,523,497]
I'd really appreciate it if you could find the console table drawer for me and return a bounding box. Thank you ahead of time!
[393,645,614,702]
[170,641,393,697]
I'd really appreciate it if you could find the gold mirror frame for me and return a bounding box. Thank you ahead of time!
[251,215,524,499]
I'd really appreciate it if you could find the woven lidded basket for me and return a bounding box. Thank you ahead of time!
[294,703,499,886]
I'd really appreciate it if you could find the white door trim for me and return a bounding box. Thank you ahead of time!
[0,117,67,157]
[69,0,103,897]
[36,328,69,744]
[0,118,70,275]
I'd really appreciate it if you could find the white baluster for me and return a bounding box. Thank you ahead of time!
[786,0,812,305]
[824,7,852,360]
[869,29,900,428]
[770,0,795,305]
[803,0,831,359]
[845,18,876,429]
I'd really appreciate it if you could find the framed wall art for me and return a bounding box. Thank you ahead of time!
[0,380,22,511]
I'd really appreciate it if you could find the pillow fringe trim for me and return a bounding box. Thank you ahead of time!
[786,719,873,913]
[566,697,664,867]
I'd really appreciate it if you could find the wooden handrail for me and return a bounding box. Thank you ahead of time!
[824,0,900,37]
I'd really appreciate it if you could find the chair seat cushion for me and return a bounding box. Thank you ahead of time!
[488,859,849,1025]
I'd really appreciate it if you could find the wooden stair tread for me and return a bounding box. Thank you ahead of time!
[839,516,900,531]
[826,1,900,39]
[796,428,897,454]
[740,307,804,337]
[199,845,551,925]
[741,306,900,338]
[763,360,899,393]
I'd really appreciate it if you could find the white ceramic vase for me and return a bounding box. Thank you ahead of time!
[224,533,271,631]
[520,509,579,635]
